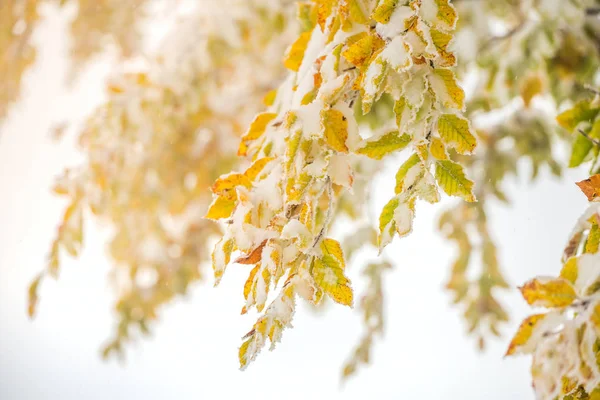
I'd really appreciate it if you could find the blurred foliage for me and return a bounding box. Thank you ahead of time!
[6,0,600,396]
[0,0,152,123]
[28,1,297,358]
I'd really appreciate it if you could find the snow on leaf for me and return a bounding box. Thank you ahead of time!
[577,175,600,202]
[430,27,456,67]
[235,240,268,265]
[321,108,349,152]
[205,195,237,219]
[434,160,476,202]
[436,113,477,155]
[420,0,457,31]
[395,153,421,193]
[519,277,577,308]
[361,57,388,113]
[312,256,353,306]
[212,238,234,286]
[340,0,370,26]
[380,36,413,72]
[357,130,411,159]
[505,313,549,356]
[239,113,278,156]
[320,238,346,269]
[342,31,385,67]
[378,196,399,249]
[244,157,275,181]
[212,173,252,194]
[428,68,465,111]
[284,31,312,72]
[372,0,400,24]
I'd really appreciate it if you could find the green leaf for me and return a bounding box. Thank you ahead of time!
[395,153,421,194]
[437,114,477,154]
[569,134,593,168]
[372,0,400,24]
[357,131,411,160]
[434,160,476,202]
[556,101,600,131]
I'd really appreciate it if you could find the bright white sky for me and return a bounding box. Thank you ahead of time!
[0,5,590,400]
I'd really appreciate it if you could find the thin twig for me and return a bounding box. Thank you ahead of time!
[578,129,600,147]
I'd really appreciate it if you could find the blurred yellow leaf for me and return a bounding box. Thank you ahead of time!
[519,277,577,308]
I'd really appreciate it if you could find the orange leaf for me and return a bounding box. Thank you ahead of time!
[235,240,268,265]
[576,174,600,202]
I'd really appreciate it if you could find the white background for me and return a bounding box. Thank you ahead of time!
[0,5,589,400]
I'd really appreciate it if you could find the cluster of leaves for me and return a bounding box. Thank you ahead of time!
[506,175,600,399]
[28,1,297,358]
[0,0,150,124]
[205,0,478,369]
[433,0,600,347]
[17,0,600,395]
[506,91,600,399]
[1,0,38,121]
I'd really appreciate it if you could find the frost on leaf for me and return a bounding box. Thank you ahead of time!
[508,183,600,399]
[206,0,475,370]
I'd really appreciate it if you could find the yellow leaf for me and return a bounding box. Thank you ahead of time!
[212,238,234,285]
[312,257,353,306]
[243,265,261,302]
[430,27,456,67]
[372,0,399,24]
[286,172,312,203]
[340,0,370,26]
[284,31,312,72]
[357,131,411,160]
[560,257,579,285]
[239,113,278,156]
[576,175,600,202]
[244,157,275,181]
[239,337,253,369]
[430,137,447,160]
[586,220,600,254]
[591,302,600,334]
[263,89,277,106]
[437,113,477,154]
[428,68,465,110]
[434,160,476,202]
[505,313,547,356]
[395,153,421,193]
[315,0,336,31]
[520,75,543,107]
[556,101,599,131]
[27,274,43,318]
[212,173,252,194]
[342,32,385,67]
[431,0,457,30]
[205,195,236,220]
[519,277,577,308]
[321,109,349,152]
[320,238,346,269]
